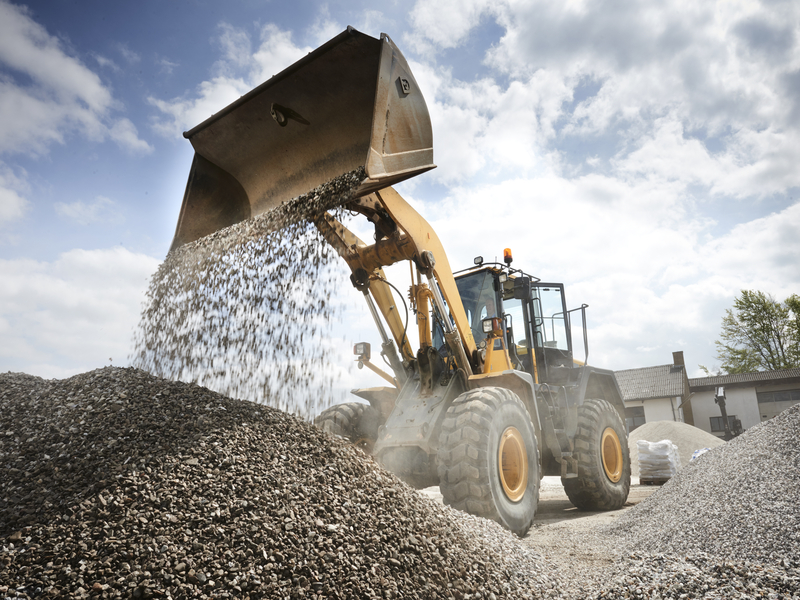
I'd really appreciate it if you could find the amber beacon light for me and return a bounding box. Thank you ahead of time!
[503,248,513,265]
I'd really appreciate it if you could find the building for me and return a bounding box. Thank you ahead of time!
[615,351,693,432]
[688,368,800,439]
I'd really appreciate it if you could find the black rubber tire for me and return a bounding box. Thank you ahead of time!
[562,398,631,510]
[437,387,540,537]
[314,402,380,452]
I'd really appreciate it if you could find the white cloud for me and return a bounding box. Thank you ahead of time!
[149,76,252,136]
[357,11,393,37]
[0,247,160,378]
[0,0,151,155]
[116,43,141,65]
[704,202,800,297]
[0,185,26,223]
[149,23,311,137]
[157,56,179,75]
[408,0,495,50]
[109,118,153,154]
[304,5,343,47]
[251,24,311,84]
[0,1,112,113]
[54,196,122,225]
[0,76,73,153]
[403,0,800,197]
[215,22,253,74]
[92,53,120,72]
[614,117,724,188]
[0,161,28,225]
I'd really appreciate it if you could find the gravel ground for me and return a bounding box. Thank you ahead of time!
[1,367,562,599]
[525,518,800,600]
[610,403,800,565]
[3,368,799,599]
[517,407,800,599]
[576,403,800,599]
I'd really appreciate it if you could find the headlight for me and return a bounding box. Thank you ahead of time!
[353,342,371,360]
[482,317,501,335]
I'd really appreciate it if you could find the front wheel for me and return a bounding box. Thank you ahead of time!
[562,398,631,510]
[314,402,380,452]
[437,387,540,537]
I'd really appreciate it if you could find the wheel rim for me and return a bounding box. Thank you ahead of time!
[498,427,528,502]
[601,427,623,483]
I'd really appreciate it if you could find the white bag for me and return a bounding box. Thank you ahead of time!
[637,439,681,481]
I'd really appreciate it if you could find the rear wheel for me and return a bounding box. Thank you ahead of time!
[437,387,540,537]
[562,398,631,510]
[315,402,380,452]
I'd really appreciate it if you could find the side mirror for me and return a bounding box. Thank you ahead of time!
[513,276,531,300]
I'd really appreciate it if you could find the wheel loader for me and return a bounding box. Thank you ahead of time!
[169,27,631,537]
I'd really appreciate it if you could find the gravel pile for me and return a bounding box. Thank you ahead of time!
[130,169,365,420]
[592,553,800,599]
[628,420,725,478]
[536,406,800,599]
[609,404,800,564]
[1,367,562,599]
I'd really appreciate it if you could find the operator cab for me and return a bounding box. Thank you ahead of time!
[453,253,588,384]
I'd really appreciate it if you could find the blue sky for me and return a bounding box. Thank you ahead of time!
[1,0,799,388]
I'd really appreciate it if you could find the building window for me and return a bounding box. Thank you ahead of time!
[757,389,800,403]
[710,415,738,432]
[625,406,646,432]
[757,388,800,421]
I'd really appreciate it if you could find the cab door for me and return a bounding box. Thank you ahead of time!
[529,283,574,381]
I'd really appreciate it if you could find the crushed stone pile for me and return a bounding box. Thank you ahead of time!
[590,553,800,599]
[627,420,725,478]
[610,403,800,566]
[130,169,365,421]
[554,408,800,599]
[1,367,563,599]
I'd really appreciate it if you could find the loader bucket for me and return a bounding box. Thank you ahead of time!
[170,27,435,251]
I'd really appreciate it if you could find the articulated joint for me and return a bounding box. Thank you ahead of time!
[354,230,415,272]
[350,268,370,291]
[417,250,435,277]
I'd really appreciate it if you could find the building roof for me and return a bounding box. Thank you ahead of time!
[615,364,688,402]
[689,367,800,391]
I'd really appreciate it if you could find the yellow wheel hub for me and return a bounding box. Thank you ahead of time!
[499,427,528,502]
[601,427,623,483]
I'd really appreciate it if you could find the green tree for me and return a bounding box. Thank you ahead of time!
[713,290,800,374]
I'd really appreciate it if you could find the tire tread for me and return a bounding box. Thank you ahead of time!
[437,387,539,535]
[563,398,631,510]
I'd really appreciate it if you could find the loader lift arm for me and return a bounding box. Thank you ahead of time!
[314,187,477,382]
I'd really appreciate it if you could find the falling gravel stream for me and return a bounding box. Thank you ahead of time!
[129,168,366,421]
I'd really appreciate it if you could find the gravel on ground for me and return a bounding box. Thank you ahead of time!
[1,367,563,599]
[3,369,799,599]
